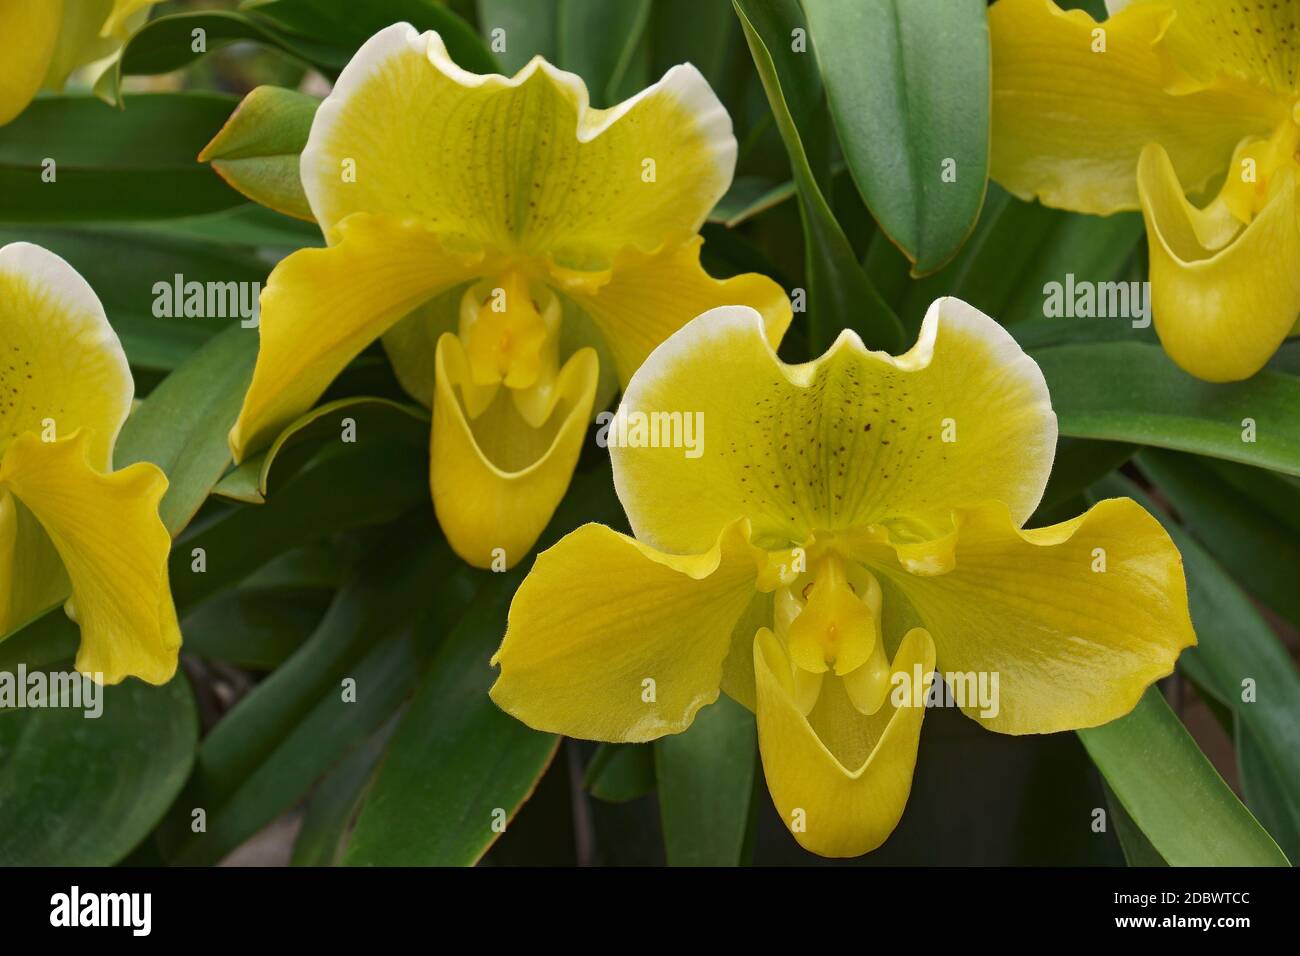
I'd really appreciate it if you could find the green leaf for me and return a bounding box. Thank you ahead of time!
[802,0,989,274]
[0,94,244,223]
[1103,783,1167,867]
[0,225,271,372]
[95,11,340,106]
[962,210,1144,330]
[1238,722,1300,863]
[343,569,560,865]
[1137,449,1300,630]
[292,718,398,866]
[881,184,1144,332]
[655,694,757,866]
[708,166,847,228]
[1078,688,1287,865]
[1031,437,1135,524]
[0,610,77,674]
[213,396,428,504]
[0,675,197,865]
[1029,341,1300,476]
[735,0,902,353]
[584,743,656,803]
[199,86,320,223]
[246,0,500,74]
[344,465,626,865]
[1091,470,1300,863]
[114,324,258,535]
[650,0,739,91]
[103,2,499,102]
[162,528,455,865]
[739,0,831,181]
[174,441,429,609]
[709,175,797,227]
[477,0,559,74]
[124,204,321,249]
[557,0,652,106]
[1195,453,1300,535]
[181,586,330,670]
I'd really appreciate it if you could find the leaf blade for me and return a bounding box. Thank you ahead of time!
[1077,688,1287,866]
[655,694,757,866]
[735,0,902,353]
[0,94,245,223]
[802,0,990,274]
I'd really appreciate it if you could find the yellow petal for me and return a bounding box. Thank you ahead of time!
[872,498,1194,735]
[0,0,61,125]
[432,333,598,569]
[0,431,179,684]
[100,0,161,40]
[988,0,1282,214]
[44,0,115,90]
[612,297,1056,555]
[301,24,735,265]
[490,519,761,742]
[1152,0,1300,96]
[754,626,935,858]
[39,0,162,93]
[557,236,791,386]
[229,214,484,460]
[0,492,68,633]
[717,589,772,712]
[1138,142,1300,381]
[0,241,132,470]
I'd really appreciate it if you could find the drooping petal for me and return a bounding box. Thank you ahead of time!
[300,23,736,266]
[556,236,791,387]
[490,519,762,742]
[229,214,485,460]
[431,334,598,569]
[612,297,1056,555]
[0,492,67,633]
[754,626,935,858]
[872,498,1194,736]
[0,0,61,125]
[1138,143,1300,382]
[0,431,179,684]
[988,0,1282,215]
[0,242,132,470]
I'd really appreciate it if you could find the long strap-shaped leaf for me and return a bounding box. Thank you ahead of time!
[801,0,990,275]
[655,693,757,866]
[1078,690,1287,865]
[1098,466,1300,863]
[735,0,903,354]
[343,466,627,865]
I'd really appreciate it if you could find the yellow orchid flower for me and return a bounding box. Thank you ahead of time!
[228,24,791,569]
[0,0,163,126]
[490,297,1196,857]
[988,0,1300,382]
[0,242,179,684]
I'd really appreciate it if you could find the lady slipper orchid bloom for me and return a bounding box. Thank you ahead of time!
[0,0,164,126]
[228,24,791,569]
[490,297,1196,857]
[0,243,179,684]
[989,0,1300,382]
